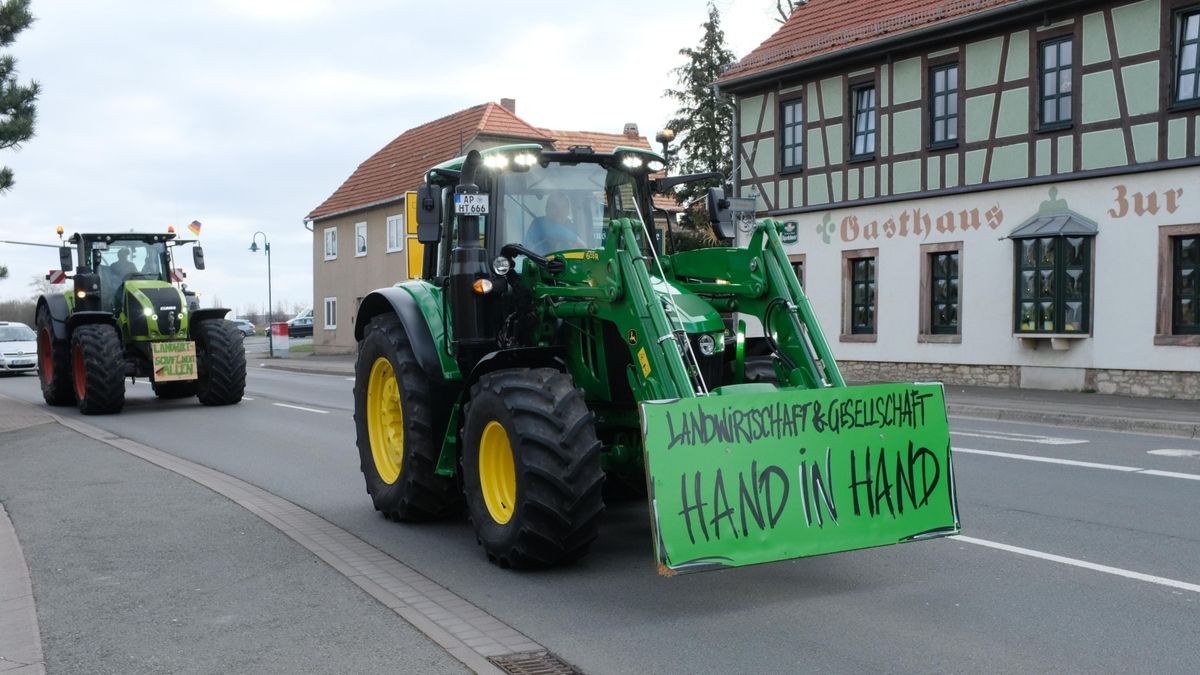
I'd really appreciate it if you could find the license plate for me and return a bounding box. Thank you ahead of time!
[151,341,197,382]
[454,193,489,215]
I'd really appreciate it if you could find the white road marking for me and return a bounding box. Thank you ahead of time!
[952,535,1200,595]
[1148,449,1200,458]
[272,403,329,414]
[344,377,355,381]
[242,396,255,401]
[953,429,1087,445]
[1139,469,1200,481]
[954,447,1140,471]
[955,447,1200,482]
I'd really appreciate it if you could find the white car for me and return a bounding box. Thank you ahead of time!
[0,322,38,375]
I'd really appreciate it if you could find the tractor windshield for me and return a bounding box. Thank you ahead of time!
[89,239,170,309]
[495,162,646,257]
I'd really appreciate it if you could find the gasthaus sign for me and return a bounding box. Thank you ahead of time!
[641,382,959,574]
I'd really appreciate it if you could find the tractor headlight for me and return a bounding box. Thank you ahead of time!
[621,155,644,169]
[492,256,512,276]
[75,290,87,299]
[483,154,509,170]
[647,160,665,172]
[513,153,537,167]
[697,333,716,356]
[143,308,153,316]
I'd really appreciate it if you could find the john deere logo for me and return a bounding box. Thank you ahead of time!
[781,221,799,244]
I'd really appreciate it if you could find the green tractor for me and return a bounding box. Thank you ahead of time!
[36,230,246,415]
[353,144,959,573]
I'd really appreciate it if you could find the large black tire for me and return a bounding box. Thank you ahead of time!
[195,320,245,406]
[70,324,126,415]
[152,381,198,399]
[36,306,74,406]
[353,314,461,521]
[461,368,605,569]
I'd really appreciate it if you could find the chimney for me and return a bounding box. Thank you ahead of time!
[500,98,517,114]
[623,123,639,139]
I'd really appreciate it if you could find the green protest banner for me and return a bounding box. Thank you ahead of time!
[640,382,959,574]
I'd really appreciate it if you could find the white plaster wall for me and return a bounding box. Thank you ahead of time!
[767,165,1200,373]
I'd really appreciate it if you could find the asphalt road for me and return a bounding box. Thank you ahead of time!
[2,369,1198,673]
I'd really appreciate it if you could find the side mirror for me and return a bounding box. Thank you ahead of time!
[416,183,442,244]
[192,246,206,270]
[59,246,74,271]
[706,187,755,242]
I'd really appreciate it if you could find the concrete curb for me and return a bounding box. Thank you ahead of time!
[0,502,45,675]
[947,404,1200,439]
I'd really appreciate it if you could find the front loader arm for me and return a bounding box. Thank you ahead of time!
[667,218,845,389]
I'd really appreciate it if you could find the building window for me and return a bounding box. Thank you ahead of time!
[1038,36,1073,129]
[788,253,805,289]
[386,214,404,252]
[323,297,337,330]
[355,221,367,257]
[780,99,804,171]
[850,85,877,158]
[323,227,337,261]
[842,249,877,341]
[1014,236,1090,334]
[920,242,962,342]
[1156,224,1200,345]
[1176,10,1200,105]
[929,64,959,147]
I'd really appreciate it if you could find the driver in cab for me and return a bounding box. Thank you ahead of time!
[525,193,587,254]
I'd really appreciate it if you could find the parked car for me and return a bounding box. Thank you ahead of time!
[287,316,314,338]
[230,318,256,337]
[0,321,38,375]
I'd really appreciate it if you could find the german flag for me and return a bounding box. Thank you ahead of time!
[188,220,202,236]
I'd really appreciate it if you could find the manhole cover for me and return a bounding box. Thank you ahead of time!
[488,650,581,675]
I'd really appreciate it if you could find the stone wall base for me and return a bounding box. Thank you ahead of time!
[839,361,1200,400]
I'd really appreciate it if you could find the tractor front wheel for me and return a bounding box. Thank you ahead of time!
[70,324,126,415]
[36,306,74,406]
[462,368,605,569]
[353,314,460,521]
[195,320,246,406]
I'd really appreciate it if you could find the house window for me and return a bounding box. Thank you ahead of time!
[1156,225,1200,344]
[1172,235,1199,334]
[1038,36,1073,129]
[1014,236,1090,334]
[851,85,877,158]
[788,253,805,289]
[323,297,337,330]
[386,214,404,252]
[920,242,962,341]
[929,64,959,147]
[355,221,367,257]
[1176,10,1200,104]
[780,99,804,171]
[842,249,877,340]
[323,227,337,261]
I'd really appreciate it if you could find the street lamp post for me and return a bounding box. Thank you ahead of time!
[249,232,273,356]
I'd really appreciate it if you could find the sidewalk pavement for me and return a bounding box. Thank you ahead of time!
[259,354,1199,438]
[0,396,466,675]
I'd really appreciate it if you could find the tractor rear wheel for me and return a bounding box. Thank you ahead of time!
[152,381,198,399]
[462,368,605,569]
[36,306,74,406]
[70,324,126,415]
[353,314,461,520]
[195,320,245,406]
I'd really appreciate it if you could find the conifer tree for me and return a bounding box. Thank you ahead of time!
[0,0,38,194]
[664,3,735,208]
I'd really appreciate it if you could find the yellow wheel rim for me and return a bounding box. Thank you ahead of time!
[366,357,404,484]
[479,421,517,525]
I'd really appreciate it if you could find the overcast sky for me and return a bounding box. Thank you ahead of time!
[0,0,781,316]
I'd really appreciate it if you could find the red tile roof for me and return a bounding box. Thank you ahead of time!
[541,128,647,153]
[307,103,552,221]
[719,0,1022,85]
